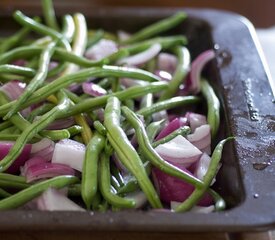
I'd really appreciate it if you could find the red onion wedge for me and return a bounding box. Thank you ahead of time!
[37,188,85,211]
[155,135,202,167]
[30,138,55,161]
[85,39,118,61]
[187,124,211,154]
[156,117,187,141]
[0,141,31,174]
[24,162,76,183]
[45,117,75,130]
[188,49,215,94]
[118,43,161,66]
[52,139,86,172]
[152,164,213,206]
[186,112,207,132]
[157,52,178,74]
[21,156,48,176]
[82,82,107,97]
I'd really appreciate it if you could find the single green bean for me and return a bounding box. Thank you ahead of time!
[209,189,226,212]
[174,137,234,212]
[13,11,70,51]
[4,40,57,120]
[117,179,139,194]
[0,173,30,190]
[137,96,200,117]
[0,91,70,172]
[0,121,12,131]
[104,97,162,208]
[145,119,166,143]
[93,121,107,135]
[68,184,81,197]
[121,12,187,44]
[0,64,35,78]
[0,134,21,141]
[0,175,78,209]
[99,152,136,208]
[159,46,190,100]
[201,78,220,139]
[66,125,83,136]
[81,132,105,209]
[28,103,55,122]
[42,0,59,30]
[121,106,205,189]
[152,126,191,148]
[125,36,187,55]
[0,68,164,117]
[61,15,75,42]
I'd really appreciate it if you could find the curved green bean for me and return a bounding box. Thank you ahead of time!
[0,64,35,78]
[0,175,78,209]
[174,137,234,212]
[42,0,59,30]
[81,132,105,209]
[121,12,187,44]
[201,78,220,139]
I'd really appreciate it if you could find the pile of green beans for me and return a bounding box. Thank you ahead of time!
[0,0,233,212]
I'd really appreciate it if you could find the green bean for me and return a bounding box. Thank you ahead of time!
[93,121,107,135]
[66,125,83,136]
[0,91,70,172]
[41,129,70,141]
[174,137,234,212]
[0,188,11,198]
[145,119,166,143]
[0,134,21,141]
[68,184,81,197]
[99,152,136,208]
[87,29,104,48]
[117,179,139,194]
[122,106,205,189]
[81,132,105,209]
[125,36,187,55]
[121,12,187,44]
[61,15,75,42]
[4,41,57,120]
[209,189,226,212]
[152,126,191,148]
[201,78,220,139]
[62,82,167,118]
[159,46,190,100]
[0,45,104,66]
[104,97,162,208]
[0,125,18,134]
[42,0,59,30]
[137,96,200,117]
[106,48,129,64]
[0,64,35,78]
[47,62,67,78]
[0,68,164,117]
[13,11,71,51]
[0,173,30,190]
[0,175,78,209]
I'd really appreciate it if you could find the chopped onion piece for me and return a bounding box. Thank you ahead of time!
[52,139,86,172]
[21,156,48,176]
[154,70,172,82]
[156,117,187,141]
[30,138,55,161]
[85,39,118,61]
[117,30,131,42]
[0,141,31,174]
[194,153,211,182]
[45,117,75,130]
[118,43,161,66]
[186,112,207,132]
[157,53,178,74]
[82,82,107,97]
[187,124,211,152]
[155,135,202,167]
[37,188,85,211]
[25,162,76,183]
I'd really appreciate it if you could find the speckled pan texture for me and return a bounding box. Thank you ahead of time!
[0,7,274,233]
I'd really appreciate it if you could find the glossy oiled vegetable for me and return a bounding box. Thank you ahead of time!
[0,0,232,213]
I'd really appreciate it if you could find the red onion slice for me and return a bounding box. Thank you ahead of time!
[25,162,76,183]
[187,124,211,153]
[52,139,86,172]
[37,188,85,211]
[188,49,215,94]
[85,39,118,61]
[155,135,202,167]
[152,164,212,206]
[156,117,187,141]
[0,141,32,174]
[82,82,107,97]
[21,156,48,176]
[157,53,178,74]
[194,153,211,182]
[118,43,161,66]
[186,112,207,132]
[30,138,55,161]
